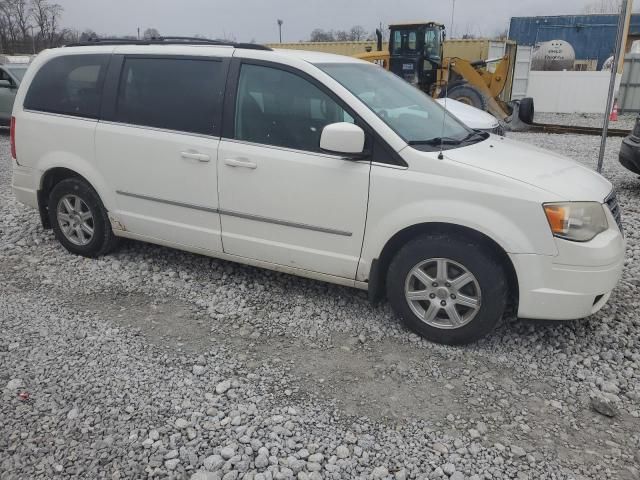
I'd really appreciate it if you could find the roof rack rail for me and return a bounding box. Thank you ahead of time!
[64,36,272,51]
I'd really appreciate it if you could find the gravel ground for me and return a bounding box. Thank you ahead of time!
[534,112,637,131]
[1,127,640,480]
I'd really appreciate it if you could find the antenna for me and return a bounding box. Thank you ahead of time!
[438,0,456,160]
[437,62,451,160]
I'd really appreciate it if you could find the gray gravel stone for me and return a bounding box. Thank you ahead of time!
[203,454,224,471]
[432,442,448,455]
[372,466,389,478]
[442,463,456,476]
[220,446,235,460]
[216,379,231,394]
[590,391,620,417]
[191,471,222,480]
[255,455,269,469]
[511,445,526,458]
[5,378,23,390]
[175,418,190,429]
[336,445,350,459]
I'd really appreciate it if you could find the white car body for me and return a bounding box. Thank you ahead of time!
[11,44,624,328]
[435,97,501,132]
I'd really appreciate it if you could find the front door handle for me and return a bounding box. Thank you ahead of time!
[180,151,211,162]
[224,158,257,169]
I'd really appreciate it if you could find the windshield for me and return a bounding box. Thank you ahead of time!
[6,66,27,81]
[317,62,475,148]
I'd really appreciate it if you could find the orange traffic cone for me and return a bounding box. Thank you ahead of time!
[610,100,619,121]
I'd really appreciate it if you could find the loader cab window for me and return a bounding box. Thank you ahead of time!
[424,28,442,62]
[391,29,420,55]
[408,32,417,51]
[392,31,402,55]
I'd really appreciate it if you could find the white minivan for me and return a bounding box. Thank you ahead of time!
[10,39,625,344]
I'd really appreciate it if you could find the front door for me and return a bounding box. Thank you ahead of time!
[218,61,370,279]
[95,54,229,252]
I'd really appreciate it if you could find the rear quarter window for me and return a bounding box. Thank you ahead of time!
[24,54,110,119]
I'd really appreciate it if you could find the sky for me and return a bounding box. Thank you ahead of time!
[55,0,617,43]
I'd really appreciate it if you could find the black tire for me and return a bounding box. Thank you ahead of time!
[438,81,466,98]
[518,97,535,124]
[386,234,507,345]
[48,177,119,257]
[446,84,489,111]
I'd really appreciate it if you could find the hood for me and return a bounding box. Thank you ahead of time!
[443,135,613,201]
[436,98,499,130]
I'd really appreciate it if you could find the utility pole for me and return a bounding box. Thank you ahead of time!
[618,0,633,74]
[30,26,35,54]
[597,0,629,173]
[450,0,456,39]
[277,19,283,43]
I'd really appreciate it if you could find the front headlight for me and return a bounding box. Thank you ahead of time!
[543,202,608,242]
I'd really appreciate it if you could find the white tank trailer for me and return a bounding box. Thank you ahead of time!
[531,40,576,71]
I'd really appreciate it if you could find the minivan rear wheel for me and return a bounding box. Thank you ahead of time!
[48,178,119,257]
[386,235,507,344]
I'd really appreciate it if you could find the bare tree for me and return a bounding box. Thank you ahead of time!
[45,2,61,46]
[583,0,622,13]
[492,28,509,41]
[142,27,160,39]
[79,28,96,42]
[310,25,371,42]
[31,0,63,48]
[349,25,367,41]
[334,30,349,41]
[309,28,335,42]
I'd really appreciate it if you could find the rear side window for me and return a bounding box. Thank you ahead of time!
[24,54,109,118]
[115,57,223,135]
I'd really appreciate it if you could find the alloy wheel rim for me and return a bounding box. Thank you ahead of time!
[404,257,481,329]
[57,194,95,246]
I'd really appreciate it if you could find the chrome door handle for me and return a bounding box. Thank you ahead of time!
[180,151,211,162]
[224,158,257,169]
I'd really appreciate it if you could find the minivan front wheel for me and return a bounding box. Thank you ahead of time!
[386,235,507,344]
[48,178,119,257]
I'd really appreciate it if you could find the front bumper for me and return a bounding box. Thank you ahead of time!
[510,219,625,320]
[619,135,640,175]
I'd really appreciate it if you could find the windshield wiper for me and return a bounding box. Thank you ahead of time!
[466,130,488,140]
[408,137,463,146]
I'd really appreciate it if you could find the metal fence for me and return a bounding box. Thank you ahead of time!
[619,54,640,112]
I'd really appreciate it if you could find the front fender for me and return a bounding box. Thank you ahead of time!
[358,198,557,282]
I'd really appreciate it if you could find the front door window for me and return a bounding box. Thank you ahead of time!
[235,63,354,152]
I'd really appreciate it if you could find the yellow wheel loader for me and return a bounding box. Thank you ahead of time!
[356,22,534,129]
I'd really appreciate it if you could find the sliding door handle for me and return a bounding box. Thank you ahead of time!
[224,158,257,169]
[180,151,211,162]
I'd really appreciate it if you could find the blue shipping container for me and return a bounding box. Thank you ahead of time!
[509,14,640,70]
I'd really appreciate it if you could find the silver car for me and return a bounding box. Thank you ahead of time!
[0,57,30,126]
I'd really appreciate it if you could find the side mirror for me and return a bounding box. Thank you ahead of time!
[0,80,12,88]
[320,122,366,157]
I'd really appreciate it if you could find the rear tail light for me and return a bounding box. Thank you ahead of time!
[10,116,16,160]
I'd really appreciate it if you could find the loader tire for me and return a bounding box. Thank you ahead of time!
[446,85,489,111]
[518,97,535,124]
